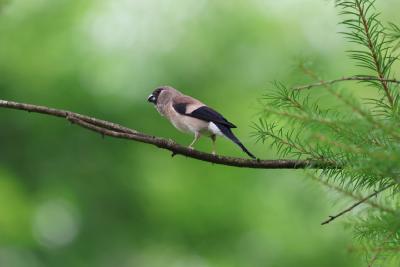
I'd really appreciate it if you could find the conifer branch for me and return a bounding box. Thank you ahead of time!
[299,65,400,140]
[309,173,395,214]
[354,0,395,108]
[256,0,400,261]
[292,76,400,91]
[321,183,396,225]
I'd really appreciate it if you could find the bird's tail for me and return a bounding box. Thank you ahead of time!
[216,123,256,159]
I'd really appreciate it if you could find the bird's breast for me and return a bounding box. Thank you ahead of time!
[170,114,209,134]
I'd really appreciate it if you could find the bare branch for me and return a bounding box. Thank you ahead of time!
[321,183,396,225]
[292,76,400,91]
[0,99,337,169]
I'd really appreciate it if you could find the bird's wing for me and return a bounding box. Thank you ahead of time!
[172,96,237,128]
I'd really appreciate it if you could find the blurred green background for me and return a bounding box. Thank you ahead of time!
[0,0,399,266]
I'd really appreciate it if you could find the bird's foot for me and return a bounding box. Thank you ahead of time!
[212,151,216,156]
[188,146,194,150]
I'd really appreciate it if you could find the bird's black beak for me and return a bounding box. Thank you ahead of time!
[147,94,156,104]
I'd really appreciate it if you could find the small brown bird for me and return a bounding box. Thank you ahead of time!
[147,86,256,159]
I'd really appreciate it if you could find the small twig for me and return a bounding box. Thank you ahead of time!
[347,245,400,254]
[298,65,400,141]
[292,76,400,91]
[0,99,337,169]
[308,173,395,214]
[321,183,396,225]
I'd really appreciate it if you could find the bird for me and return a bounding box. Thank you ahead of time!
[147,86,256,159]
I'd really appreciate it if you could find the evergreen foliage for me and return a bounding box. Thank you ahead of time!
[254,0,400,264]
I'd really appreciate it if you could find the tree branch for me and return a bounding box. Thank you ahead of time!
[321,183,396,225]
[308,173,395,214]
[299,65,400,141]
[0,99,336,169]
[292,76,400,91]
[355,0,394,108]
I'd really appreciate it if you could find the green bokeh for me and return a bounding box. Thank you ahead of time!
[0,0,399,266]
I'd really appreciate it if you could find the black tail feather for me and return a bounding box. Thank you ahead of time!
[216,123,256,159]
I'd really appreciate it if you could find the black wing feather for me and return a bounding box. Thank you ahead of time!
[173,104,236,128]
[217,123,256,158]
[172,103,255,158]
[173,103,187,114]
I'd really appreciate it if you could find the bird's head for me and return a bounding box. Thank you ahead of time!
[147,87,163,104]
[147,86,179,105]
